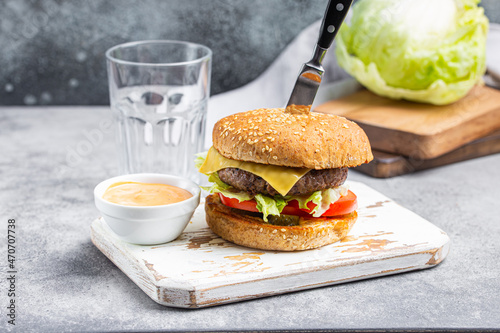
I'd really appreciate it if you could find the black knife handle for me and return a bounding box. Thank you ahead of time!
[317,0,353,49]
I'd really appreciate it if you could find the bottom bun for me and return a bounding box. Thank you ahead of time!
[205,194,357,251]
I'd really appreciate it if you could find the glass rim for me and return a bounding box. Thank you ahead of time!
[105,40,212,67]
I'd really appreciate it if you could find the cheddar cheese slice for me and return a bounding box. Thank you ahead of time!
[198,147,311,196]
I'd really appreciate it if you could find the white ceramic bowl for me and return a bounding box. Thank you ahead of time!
[94,173,200,245]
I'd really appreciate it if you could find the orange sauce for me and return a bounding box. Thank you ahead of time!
[102,181,192,206]
[301,72,321,82]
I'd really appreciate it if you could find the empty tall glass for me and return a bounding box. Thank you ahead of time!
[106,40,211,183]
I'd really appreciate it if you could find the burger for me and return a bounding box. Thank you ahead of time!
[196,108,373,251]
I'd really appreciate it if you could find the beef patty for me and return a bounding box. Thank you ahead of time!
[218,167,348,196]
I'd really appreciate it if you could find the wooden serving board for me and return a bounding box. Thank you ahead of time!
[315,85,500,160]
[91,181,450,308]
[355,129,500,178]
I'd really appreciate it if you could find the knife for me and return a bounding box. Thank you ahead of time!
[285,0,353,113]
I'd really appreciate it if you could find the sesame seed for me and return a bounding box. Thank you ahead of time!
[302,128,306,132]
[273,156,278,160]
[259,228,263,232]
[238,136,242,141]
[343,124,349,129]
[269,148,273,152]
[294,132,300,135]
[262,148,265,152]
[263,139,267,142]
[282,235,286,239]
[271,138,275,142]
[315,149,320,153]
[273,229,278,234]
[281,228,286,232]
[254,139,259,143]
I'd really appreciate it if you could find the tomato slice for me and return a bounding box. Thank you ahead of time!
[218,190,357,217]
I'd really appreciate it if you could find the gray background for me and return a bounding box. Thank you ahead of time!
[1,0,499,106]
[1,106,500,331]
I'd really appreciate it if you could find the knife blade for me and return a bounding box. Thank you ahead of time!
[286,0,353,114]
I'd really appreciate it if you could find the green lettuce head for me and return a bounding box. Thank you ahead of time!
[336,0,488,105]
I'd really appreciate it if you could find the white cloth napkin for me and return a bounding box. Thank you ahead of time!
[487,24,500,82]
[206,21,500,149]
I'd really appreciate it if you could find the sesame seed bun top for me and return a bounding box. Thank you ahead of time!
[212,108,373,169]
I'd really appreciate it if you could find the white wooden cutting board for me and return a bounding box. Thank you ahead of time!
[90,181,450,308]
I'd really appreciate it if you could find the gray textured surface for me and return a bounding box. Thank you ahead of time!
[1,106,500,332]
[0,0,499,106]
[0,0,326,105]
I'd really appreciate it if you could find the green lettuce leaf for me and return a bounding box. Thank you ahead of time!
[254,194,285,222]
[194,151,208,170]
[335,0,488,105]
[202,181,253,202]
[207,172,231,190]
[292,186,349,218]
